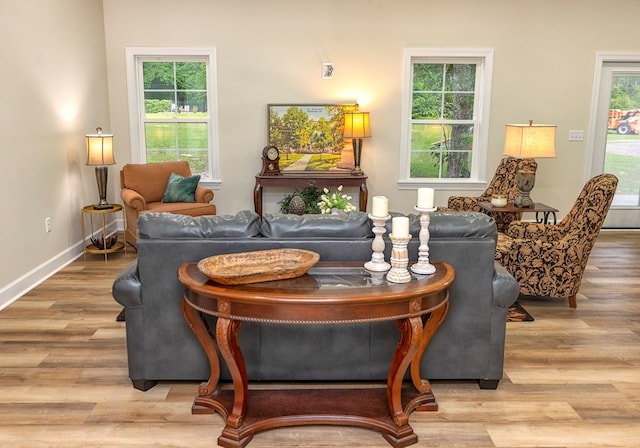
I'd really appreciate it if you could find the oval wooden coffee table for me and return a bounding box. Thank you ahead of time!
[179,261,454,448]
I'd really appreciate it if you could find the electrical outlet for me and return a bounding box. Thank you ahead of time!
[568,130,584,142]
[45,217,52,233]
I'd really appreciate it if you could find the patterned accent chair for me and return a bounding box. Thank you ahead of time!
[447,156,537,232]
[495,173,618,308]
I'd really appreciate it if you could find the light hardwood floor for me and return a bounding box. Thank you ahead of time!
[1,231,639,447]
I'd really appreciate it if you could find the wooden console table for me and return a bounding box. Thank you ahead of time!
[479,201,559,225]
[179,261,454,448]
[254,172,368,217]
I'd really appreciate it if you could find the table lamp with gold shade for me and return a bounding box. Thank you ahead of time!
[343,111,371,176]
[86,127,115,210]
[503,120,556,207]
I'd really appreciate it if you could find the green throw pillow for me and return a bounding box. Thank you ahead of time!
[162,172,200,203]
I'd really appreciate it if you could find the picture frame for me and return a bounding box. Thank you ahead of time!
[267,103,358,172]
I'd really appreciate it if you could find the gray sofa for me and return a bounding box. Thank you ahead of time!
[112,210,519,391]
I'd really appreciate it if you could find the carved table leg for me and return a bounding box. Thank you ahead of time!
[181,298,220,403]
[410,297,449,410]
[382,316,423,447]
[216,316,251,448]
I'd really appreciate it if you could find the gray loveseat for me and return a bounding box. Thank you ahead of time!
[112,210,519,391]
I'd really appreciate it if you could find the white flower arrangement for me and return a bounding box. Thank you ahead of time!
[317,185,357,214]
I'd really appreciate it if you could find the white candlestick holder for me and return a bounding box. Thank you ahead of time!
[386,234,412,284]
[411,205,437,275]
[364,214,391,272]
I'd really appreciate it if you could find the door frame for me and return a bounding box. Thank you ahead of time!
[586,52,640,228]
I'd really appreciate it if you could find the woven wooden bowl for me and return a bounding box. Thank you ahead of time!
[197,248,320,285]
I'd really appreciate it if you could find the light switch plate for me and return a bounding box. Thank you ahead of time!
[569,130,584,141]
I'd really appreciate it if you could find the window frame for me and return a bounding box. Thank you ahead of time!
[398,48,494,190]
[125,47,221,187]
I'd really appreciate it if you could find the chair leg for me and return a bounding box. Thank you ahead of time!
[568,295,577,309]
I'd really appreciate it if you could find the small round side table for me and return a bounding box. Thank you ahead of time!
[80,204,126,262]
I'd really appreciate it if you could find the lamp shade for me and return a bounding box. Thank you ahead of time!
[503,121,556,159]
[85,127,115,166]
[343,112,371,139]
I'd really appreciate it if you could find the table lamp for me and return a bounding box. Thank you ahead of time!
[343,111,371,176]
[503,120,556,207]
[86,127,115,210]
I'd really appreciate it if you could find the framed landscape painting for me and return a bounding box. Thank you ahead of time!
[267,103,358,172]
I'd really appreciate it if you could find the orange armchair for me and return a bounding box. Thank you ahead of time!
[447,156,537,232]
[495,174,617,308]
[120,161,216,247]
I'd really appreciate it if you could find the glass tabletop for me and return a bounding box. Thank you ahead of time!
[238,265,431,291]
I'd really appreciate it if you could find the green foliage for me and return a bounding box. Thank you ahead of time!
[145,99,172,114]
[411,63,476,120]
[279,187,322,214]
[610,76,640,109]
[143,61,208,113]
[410,62,476,179]
[410,124,472,178]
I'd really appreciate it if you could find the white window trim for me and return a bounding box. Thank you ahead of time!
[125,47,221,187]
[398,48,493,191]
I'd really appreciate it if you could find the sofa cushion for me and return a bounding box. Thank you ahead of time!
[138,210,261,239]
[260,212,373,238]
[386,211,497,239]
[162,172,200,203]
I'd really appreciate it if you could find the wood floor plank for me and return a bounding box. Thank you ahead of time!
[487,422,640,447]
[0,231,639,446]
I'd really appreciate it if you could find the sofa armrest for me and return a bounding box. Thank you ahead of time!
[195,186,214,203]
[112,261,142,308]
[121,187,147,212]
[491,262,520,309]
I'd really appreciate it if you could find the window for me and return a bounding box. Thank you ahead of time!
[399,49,493,189]
[126,48,220,185]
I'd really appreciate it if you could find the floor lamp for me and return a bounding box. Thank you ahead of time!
[86,127,116,210]
[503,120,556,207]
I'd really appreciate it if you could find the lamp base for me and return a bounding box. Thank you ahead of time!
[514,169,536,208]
[514,193,534,208]
[93,202,114,210]
[94,166,112,209]
[351,138,364,176]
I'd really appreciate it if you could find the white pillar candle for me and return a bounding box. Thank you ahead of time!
[371,196,389,217]
[417,187,435,208]
[391,216,409,237]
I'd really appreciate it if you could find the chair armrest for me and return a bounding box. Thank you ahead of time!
[121,188,147,212]
[504,236,571,263]
[195,186,214,203]
[112,261,142,308]
[506,221,563,242]
[447,196,480,212]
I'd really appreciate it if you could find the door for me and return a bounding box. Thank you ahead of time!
[590,55,640,228]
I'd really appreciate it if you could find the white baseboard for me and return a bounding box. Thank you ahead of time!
[0,220,123,311]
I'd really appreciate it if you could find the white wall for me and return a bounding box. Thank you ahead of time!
[0,0,111,306]
[103,0,640,217]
